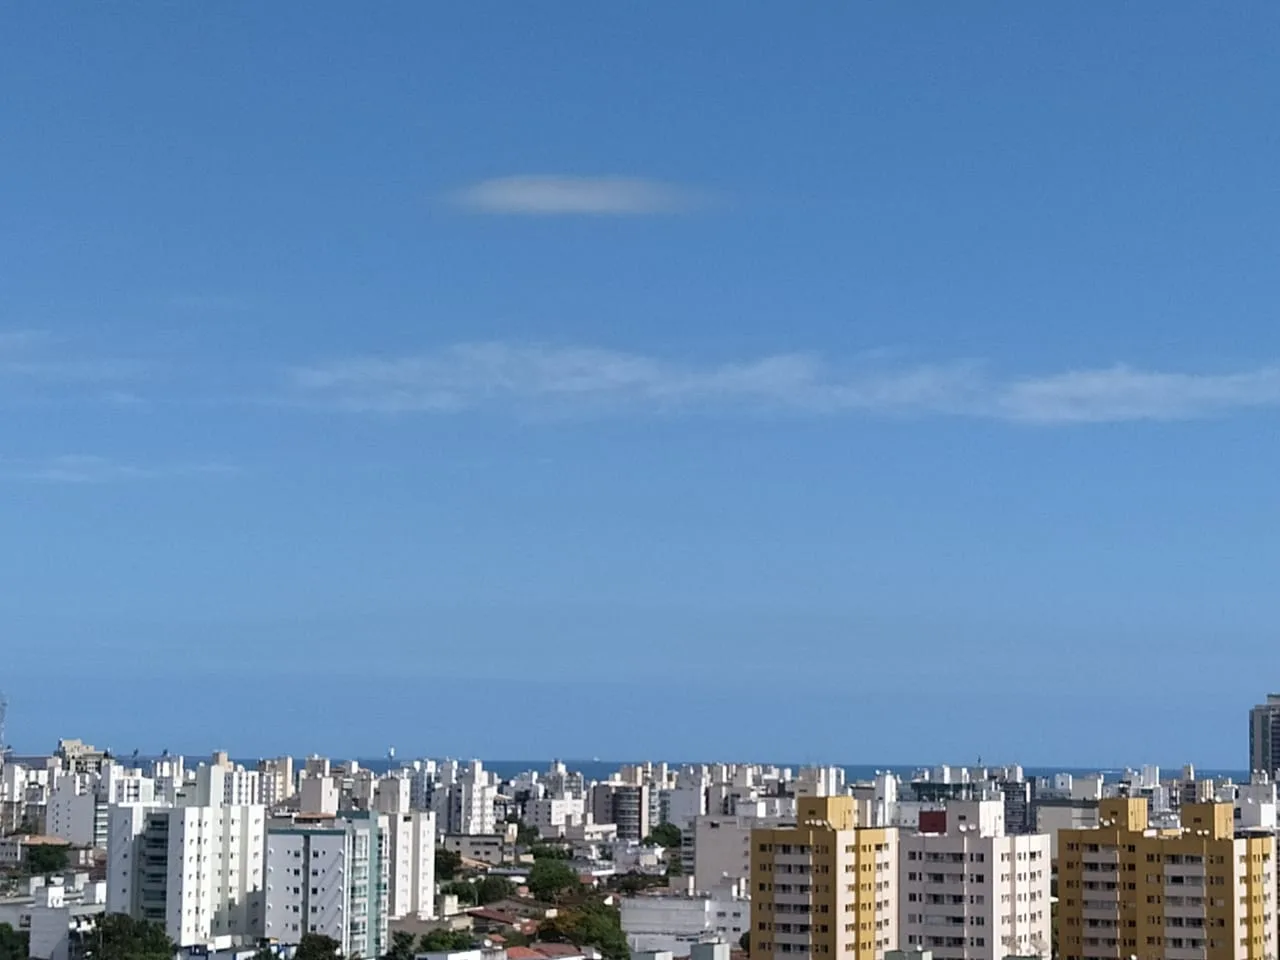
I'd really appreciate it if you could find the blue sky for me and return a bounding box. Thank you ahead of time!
[3,3,1278,765]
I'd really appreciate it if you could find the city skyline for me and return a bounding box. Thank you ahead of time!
[5,3,1280,763]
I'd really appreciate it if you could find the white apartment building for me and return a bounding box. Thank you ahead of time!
[899,799,1051,960]
[433,780,497,836]
[150,757,186,805]
[1234,776,1279,830]
[299,776,340,816]
[263,812,388,960]
[47,776,98,848]
[689,814,787,892]
[100,765,157,806]
[525,797,586,838]
[193,764,261,808]
[620,879,748,956]
[257,757,295,807]
[666,768,709,833]
[107,802,266,948]
[383,810,436,920]
[372,774,435,921]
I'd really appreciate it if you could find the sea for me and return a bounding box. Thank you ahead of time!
[234,758,1251,784]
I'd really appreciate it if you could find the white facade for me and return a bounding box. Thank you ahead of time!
[47,776,97,848]
[194,765,261,808]
[620,885,749,956]
[257,757,294,807]
[526,797,585,837]
[433,780,497,836]
[666,769,709,833]
[299,776,340,816]
[899,800,1051,960]
[383,810,436,920]
[264,813,387,959]
[25,877,107,960]
[690,814,784,893]
[1234,777,1279,831]
[107,802,266,948]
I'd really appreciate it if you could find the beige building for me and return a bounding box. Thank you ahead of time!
[751,795,899,960]
[1058,798,1275,960]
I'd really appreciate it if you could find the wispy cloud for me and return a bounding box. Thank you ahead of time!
[0,455,239,484]
[0,329,148,390]
[452,176,704,216]
[287,342,1280,425]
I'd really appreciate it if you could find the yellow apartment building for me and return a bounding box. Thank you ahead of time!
[750,795,899,960]
[1058,797,1275,960]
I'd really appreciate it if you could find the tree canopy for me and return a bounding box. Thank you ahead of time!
[295,932,344,960]
[384,930,418,960]
[528,858,580,902]
[538,897,629,960]
[436,846,464,881]
[25,842,71,875]
[476,874,517,904]
[77,913,174,960]
[644,823,681,849]
[417,929,477,952]
[0,923,29,960]
[529,843,571,860]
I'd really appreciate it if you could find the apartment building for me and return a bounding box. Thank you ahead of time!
[258,757,295,807]
[382,810,436,920]
[666,768,710,832]
[1252,696,1280,779]
[750,795,899,960]
[592,784,654,842]
[106,802,266,947]
[264,811,388,960]
[526,797,586,838]
[899,798,1050,960]
[691,814,788,892]
[1057,797,1275,960]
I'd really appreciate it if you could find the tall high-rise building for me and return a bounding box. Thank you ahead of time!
[107,802,266,947]
[1251,695,1280,778]
[264,811,388,959]
[258,757,295,807]
[1057,798,1275,960]
[899,798,1050,960]
[750,795,899,960]
[592,783,654,842]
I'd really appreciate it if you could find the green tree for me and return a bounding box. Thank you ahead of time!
[25,843,71,875]
[384,930,418,960]
[528,858,580,902]
[530,843,571,860]
[295,932,344,960]
[515,823,540,846]
[539,898,628,960]
[442,880,478,906]
[0,923,29,960]
[644,823,681,849]
[436,846,463,881]
[78,913,175,960]
[739,931,751,952]
[476,875,516,905]
[417,930,476,952]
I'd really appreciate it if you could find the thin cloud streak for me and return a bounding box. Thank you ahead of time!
[0,328,148,385]
[452,176,704,215]
[288,342,1280,424]
[0,456,240,484]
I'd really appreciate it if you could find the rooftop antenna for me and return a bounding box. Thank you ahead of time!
[0,693,8,758]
